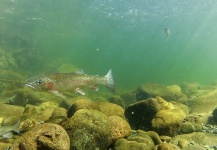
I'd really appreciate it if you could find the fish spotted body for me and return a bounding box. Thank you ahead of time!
[26,69,115,97]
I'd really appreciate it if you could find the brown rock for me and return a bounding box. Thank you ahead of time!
[11,123,70,150]
[51,107,67,117]
[178,139,189,148]
[98,102,124,118]
[154,143,180,150]
[171,132,217,147]
[190,89,217,114]
[125,98,160,130]
[109,116,131,142]
[62,109,112,150]
[66,99,99,117]
[136,83,177,101]
[67,100,125,118]
[152,108,186,136]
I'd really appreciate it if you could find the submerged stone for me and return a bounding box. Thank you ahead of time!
[10,123,70,150]
[62,109,112,150]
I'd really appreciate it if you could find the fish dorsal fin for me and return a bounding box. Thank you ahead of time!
[75,88,85,95]
[89,85,99,91]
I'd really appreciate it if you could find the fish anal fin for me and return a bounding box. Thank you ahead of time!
[90,85,99,91]
[75,88,85,95]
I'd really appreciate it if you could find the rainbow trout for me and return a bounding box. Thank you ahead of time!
[25,69,115,98]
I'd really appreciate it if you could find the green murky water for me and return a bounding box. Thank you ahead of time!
[1,0,217,90]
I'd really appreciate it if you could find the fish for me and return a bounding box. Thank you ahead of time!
[25,69,115,97]
[164,28,171,38]
[0,120,20,138]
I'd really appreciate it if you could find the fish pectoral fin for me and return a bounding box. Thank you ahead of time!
[74,88,85,95]
[2,132,13,138]
[49,90,65,98]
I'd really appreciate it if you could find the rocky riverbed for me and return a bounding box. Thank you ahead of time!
[1,82,217,150]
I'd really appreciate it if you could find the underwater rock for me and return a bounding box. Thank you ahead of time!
[152,106,186,136]
[125,97,160,130]
[67,99,124,118]
[159,135,171,143]
[59,96,89,109]
[180,83,200,98]
[114,130,157,150]
[135,83,177,101]
[120,90,137,107]
[6,87,44,107]
[125,96,180,131]
[66,99,99,117]
[181,122,196,134]
[22,101,59,123]
[51,107,67,118]
[212,107,217,122]
[62,109,112,150]
[154,143,180,150]
[19,119,38,133]
[177,139,189,149]
[0,104,24,125]
[145,131,162,145]
[189,88,217,114]
[98,102,125,118]
[46,105,68,125]
[109,116,131,142]
[171,132,217,149]
[108,95,125,108]
[10,123,70,150]
[125,96,188,136]
[114,139,148,150]
[180,114,204,134]
[45,116,68,125]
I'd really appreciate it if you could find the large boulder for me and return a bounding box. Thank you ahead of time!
[125,97,160,130]
[189,89,217,114]
[125,97,187,136]
[151,108,186,136]
[109,116,131,142]
[151,98,187,136]
[67,100,124,118]
[62,109,112,150]
[135,83,178,101]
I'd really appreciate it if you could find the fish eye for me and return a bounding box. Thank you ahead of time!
[36,80,42,85]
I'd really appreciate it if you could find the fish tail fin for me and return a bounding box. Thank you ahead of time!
[104,69,115,92]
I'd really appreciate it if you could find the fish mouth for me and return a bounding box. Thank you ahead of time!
[25,84,35,89]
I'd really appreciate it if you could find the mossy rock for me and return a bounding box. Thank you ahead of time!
[62,109,112,150]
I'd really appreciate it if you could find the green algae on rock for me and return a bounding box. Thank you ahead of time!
[109,116,131,142]
[114,130,160,150]
[67,99,125,118]
[62,109,112,150]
